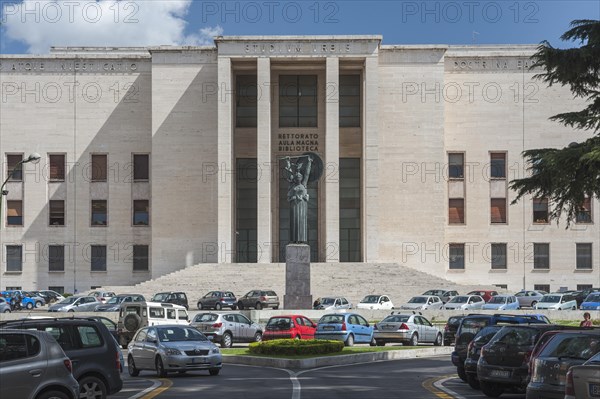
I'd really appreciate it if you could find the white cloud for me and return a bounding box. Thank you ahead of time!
[1,0,222,53]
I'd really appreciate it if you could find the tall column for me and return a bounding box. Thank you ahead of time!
[325,57,340,262]
[217,57,234,263]
[364,56,379,262]
[257,57,272,263]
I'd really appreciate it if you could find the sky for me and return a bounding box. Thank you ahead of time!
[0,0,599,54]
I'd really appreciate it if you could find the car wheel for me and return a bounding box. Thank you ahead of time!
[530,301,537,308]
[238,302,244,310]
[36,390,70,399]
[273,306,279,310]
[215,303,222,310]
[79,375,107,399]
[67,309,74,313]
[457,365,467,382]
[466,374,480,390]
[209,368,220,376]
[376,340,386,346]
[295,335,301,340]
[3,309,10,313]
[345,334,354,347]
[231,305,237,310]
[221,332,233,348]
[155,356,167,378]
[572,306,577,310]
[35,301,42,308]
[255,302,263,310]
[369,337,377,347]
[480,381,504,398]
[409,333,419,346]
[254,332,262,342]
[26,302,34,310]
[197,302,203,310]
[128,355,140,377]
[434,333,443,346]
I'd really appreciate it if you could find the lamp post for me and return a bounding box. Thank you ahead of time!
[0,153,41,230]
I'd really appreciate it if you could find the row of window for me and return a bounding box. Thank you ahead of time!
[448,152,507,179]
[5,153,150,182]
[449,243,594,270]
[5,245,149,273]
[5,200,149,227]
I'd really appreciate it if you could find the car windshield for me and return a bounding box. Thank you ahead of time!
[106,297,124,304]
[515,292,527,297]
[490,327,538,346]
[540,295,560,303]
[381,315,409,323]
[361,295,379,303]
[422,290,439,296]
[473,326,502,345]
[265,291,277,296]
[488,296,508,304]
[542,334,600,360]
[57,297,77,304]
[194,313,218,323]
[223,292,235,298]
[408,297,427,304]
[157,327,207,342]
[587,352,600,364]
[449,296,468,303]
[267,317,292,329]
[448,316,463,326]
[320,298,335,305]
[319,315,345,324]
[152,293,168,301]
[585,293,600,302]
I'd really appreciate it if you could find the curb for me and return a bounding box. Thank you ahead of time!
[223,346,453,369]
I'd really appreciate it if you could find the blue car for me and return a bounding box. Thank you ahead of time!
[481,295,520,310]
[315,313,375,346]
[580,291,600,310]
[0,290,36,309]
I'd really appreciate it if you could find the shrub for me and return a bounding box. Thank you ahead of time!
[249,339,344,356]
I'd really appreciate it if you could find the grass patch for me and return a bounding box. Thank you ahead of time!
[222,345,423,359]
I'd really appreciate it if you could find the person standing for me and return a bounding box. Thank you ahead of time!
[580,312,593,327]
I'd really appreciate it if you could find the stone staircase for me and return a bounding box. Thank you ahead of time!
[102,262,502,308]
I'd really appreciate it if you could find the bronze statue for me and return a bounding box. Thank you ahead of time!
[284,155,313,243]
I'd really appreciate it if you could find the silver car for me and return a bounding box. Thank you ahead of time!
[443,295,485,310]
[0,298,11,313]
[400,295,444,310]
[313,296,352,310]
[127,325,222,377]
[515,290,547,308]
[47,295,99,312]
[565,351,600,399]
[0,329,79,399]
[191,312,263,348]
[422,289,459,304]
[373,313,443,346]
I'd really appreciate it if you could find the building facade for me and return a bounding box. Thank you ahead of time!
[1,36,598,294]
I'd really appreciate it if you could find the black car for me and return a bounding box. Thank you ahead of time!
[151,291,189,309]
[476,324,562,397]
[0,318,123,399]
[443,315,467,346]
[197,291,237,310]
[95,294,145,312]
[464,325,503,389]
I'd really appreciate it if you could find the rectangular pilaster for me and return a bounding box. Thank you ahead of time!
[218,57,234,263]
[325,57,340,262]
[364,56,379,261]
[257,57,272,263]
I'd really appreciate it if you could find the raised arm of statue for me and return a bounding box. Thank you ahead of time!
[302,156,313,186]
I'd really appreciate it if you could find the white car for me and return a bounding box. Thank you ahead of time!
[356,294,394,310]
[442,295,485,310]
[534,293,578,310]
[399,295,444,310]
[313,296,352,310]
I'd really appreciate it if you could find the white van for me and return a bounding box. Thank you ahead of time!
[117,301,189,348]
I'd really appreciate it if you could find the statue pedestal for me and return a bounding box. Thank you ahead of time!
[284,244,312,309]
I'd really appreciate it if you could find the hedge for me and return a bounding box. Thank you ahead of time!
[249,339,344,356]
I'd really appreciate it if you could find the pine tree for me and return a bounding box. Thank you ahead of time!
[510,20,600,225]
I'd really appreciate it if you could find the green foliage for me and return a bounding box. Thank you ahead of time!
[63,293,73,298]
[248,339,344,356]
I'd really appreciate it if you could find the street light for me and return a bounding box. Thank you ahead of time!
[0,153,41,230]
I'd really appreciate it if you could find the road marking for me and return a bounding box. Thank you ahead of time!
[422,375,467,399]
[128,378,172,399]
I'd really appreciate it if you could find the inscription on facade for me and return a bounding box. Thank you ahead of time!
[447,58,540,71]
[0,61,143,73]
[245,42,351,54]
[278,133,319,152]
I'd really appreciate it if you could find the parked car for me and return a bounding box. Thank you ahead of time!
[22,291,46,308]
[263,315,316,341]
[463,325,503,390]
[534,293,578,310]
[466,290,499,303]
[422,289,459,304]
[527,330,600,399]
[36,290,65,303]
[0,329,79,399]
[95,294,145,312]
[399,295,444,311]
[127,325,222,377]
[191,312,262,348]
[443,295,485,310]
[151,292,189,310]
[315,313,375,346]
[197,291,237,310]
[0,298,11,313]
[373,313,443,346]
[562,290,592,307]
[580,291,600,310]
[1,291,37,310]
[237,290,279,310]
[481,295,520,310]
[117,302,190,348]
[313,296,352,310]
[443,315,467,346]
[515,290,547,308]
[356,294,394,310]
[47,296,99,312]
[88,291,116,303]
[1,317,124,399]
[565,351,600,399]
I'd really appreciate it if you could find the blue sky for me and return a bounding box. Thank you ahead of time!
[1,1,599,54]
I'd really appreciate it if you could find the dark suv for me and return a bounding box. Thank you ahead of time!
[237,290,279,310]
[464,325,504,389]
[443,315,467,346]
[151,292,189,309]
[1,318,123,399]
[197,291,237,310]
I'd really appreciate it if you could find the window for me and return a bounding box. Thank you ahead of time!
[490,153,506,178]
[236,159,258,263]
[49,154,65,181]
[576,197,592,223]
[491,243,507,269]
[0,334,40,362]
[576,243,592,270]
[133,200,149,226]
[76,326,102,348]
[6,245,22,272]
[533,243,550,269]
[6,154,23,181]
[534,284,550,293]
[577,284,593,290]
[339,75,361,127]
[449,199,465,224]
[49,200,65,226]
[91,200,107,226]
[279,75,317,127]
[533,198,549,223]
[48,245,64,272]
[236,75,257,127]
[340,158,361,261]
[491,198,507,224]
[448,153,464,179]
[91,154,107,182]
[133,245,149,271]
[91,245,107,272]
[6,200,23,226]
[48,286,64,294]
[449,244,465,269]
[133,154,149,181]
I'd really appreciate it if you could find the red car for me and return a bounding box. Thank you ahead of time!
[466,290,498,303]
[263,315,316,340]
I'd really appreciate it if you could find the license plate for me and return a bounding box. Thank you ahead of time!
[590,383,600,397]
[490,370,510,378]
[192,357,206,364]
[323,326,335,331]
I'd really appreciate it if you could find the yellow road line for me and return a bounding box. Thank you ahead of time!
[140,379,173,399]
[422,375,456,399]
